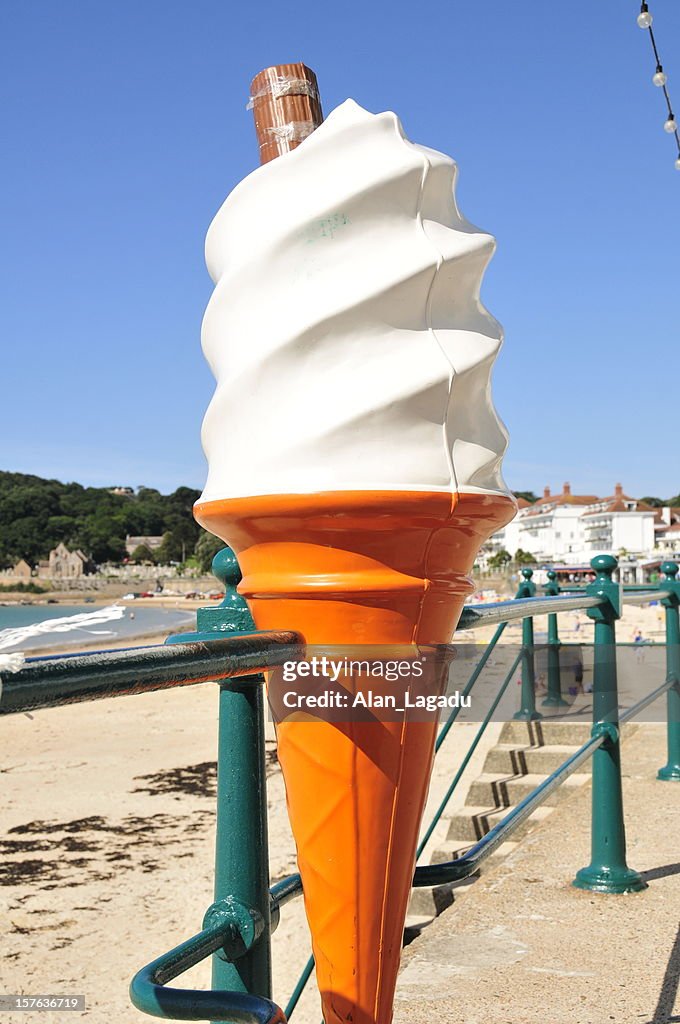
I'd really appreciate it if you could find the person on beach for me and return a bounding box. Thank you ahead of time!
[633,627,646,664]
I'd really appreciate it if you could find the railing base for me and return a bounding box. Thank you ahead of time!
[513,710,543,721]
[657,763,680,781]
[572,864,647,895]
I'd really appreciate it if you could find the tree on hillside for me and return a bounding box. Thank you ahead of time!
[513,491,538,504]
[488,549,512,569]
[130,544,157,564]
[195,530,225,574]
[154,531,185,564]
[640,496,663,507]
[46,514,77,543]
[0,471,202,566]
[168,486,201,510]
[514,548,537,565]
[136,486,163,502]
[1,515,44,562]
[83,530,127,564]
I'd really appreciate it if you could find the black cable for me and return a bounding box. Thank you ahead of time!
[648,24,662,66]
[637,2,680,167]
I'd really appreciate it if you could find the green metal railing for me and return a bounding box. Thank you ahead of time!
[1,553,678,1023]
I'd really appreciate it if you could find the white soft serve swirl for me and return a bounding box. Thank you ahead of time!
[199,100,510,502]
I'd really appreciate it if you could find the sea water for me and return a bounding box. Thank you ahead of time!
[0,604,195,653]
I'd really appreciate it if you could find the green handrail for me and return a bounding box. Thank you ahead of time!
[414,727,609,887]
[129,910,285,1023]
[573,555,646,893]
[513,568,541,721]
[283,955,315,1020]
[657,562,680,780]
[457,592,603,628]
[414,674,676,890]
[456,586,671,630]
[434,621,507,753]
[0,632,301,715]
[542,570,568,707]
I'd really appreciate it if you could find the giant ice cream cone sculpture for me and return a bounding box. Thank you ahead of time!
[195,74,515,1024]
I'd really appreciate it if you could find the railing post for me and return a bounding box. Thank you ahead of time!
[573,555,646,893]
[208,550,272,998]
[542,569,568,707]
[513,567,542,721]
[658,561,680,781]
[170,548,273,999]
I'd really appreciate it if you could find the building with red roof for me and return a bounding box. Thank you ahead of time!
[483,483,675,581]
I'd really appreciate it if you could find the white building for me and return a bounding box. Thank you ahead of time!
[580,486,656,556]
[506,484,599,562]
[656,510,680,559]
[485,483,677,579]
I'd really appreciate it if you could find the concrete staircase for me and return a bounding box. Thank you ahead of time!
[397,725,671,1023]
[407,719,594,925]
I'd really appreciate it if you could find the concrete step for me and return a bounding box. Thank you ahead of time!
[500,720,593,746]
[407,875,477,919]
[466,771,590,809]
[446,803,553,843]
[409,837,531,918]
[429,838,519,867]
[407,721,598,927]
[406,839,520,921]
[483,743,593,775]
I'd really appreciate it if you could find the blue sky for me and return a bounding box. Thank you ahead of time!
[1,1,678,499]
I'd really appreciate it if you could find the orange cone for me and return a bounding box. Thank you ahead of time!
[194,489,515,1024]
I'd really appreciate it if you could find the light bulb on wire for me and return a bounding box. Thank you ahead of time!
[636,2,680,170]
[637,6,653,29]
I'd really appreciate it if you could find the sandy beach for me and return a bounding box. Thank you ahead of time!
[0,602,668,1023]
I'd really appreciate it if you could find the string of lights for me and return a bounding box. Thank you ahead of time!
[637,2,680,170]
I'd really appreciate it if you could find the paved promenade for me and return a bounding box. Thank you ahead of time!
[395,724,679,1024]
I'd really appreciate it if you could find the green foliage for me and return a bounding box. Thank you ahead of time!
[513,491,538,504]
[0,471,201,567]
[640,496,663,508]
[488,548,512,569]
[514,548,537,565]
[194,530,226,573]
[0,581,49,594]
[130,544,157,564]
[153,531,184,564]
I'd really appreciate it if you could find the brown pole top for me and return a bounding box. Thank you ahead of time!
[249,63,323,165]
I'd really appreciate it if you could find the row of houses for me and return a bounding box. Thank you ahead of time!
[485,483,680,581]
[6,535,167,580]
